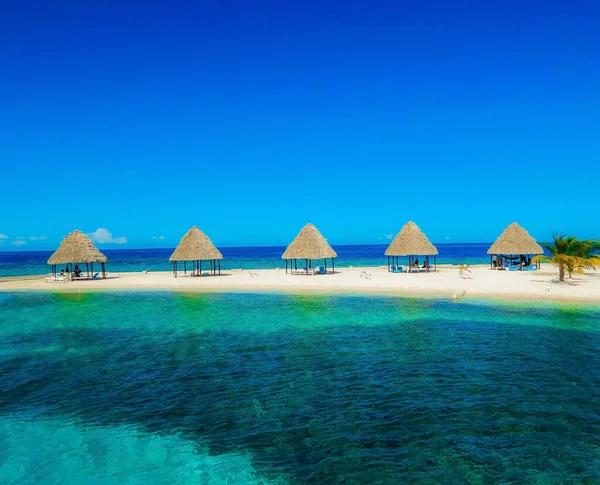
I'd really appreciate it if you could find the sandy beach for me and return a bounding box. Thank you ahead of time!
[2,264,600,304]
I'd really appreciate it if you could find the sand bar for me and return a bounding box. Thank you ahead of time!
[2,264,600,304]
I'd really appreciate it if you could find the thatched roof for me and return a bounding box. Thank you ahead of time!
[47,230,107,265]
[488,222,543,255]
[385,221,439,256]
[282,223,337,260]
[169,226,223,261]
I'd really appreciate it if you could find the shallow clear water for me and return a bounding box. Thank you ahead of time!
[1,292,600,484]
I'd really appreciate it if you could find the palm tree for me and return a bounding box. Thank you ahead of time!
[572,239,600,258]
[533,235,600,282]
[568,239,600,278]
[533,234,573,282]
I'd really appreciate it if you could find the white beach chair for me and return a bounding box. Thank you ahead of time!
[45,275,66,283]
[249,271,258,278]
[360,270,372,280]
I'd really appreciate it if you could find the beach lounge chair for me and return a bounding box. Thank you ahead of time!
[315,266,327,275]
[390,266,405,273]
[522,265,537,271]
[92,273,100,280]
[45,275,66,283]
[508,265,518,271]
[360,270,372,279]
[77,274,96,280]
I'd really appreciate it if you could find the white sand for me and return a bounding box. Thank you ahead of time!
[2,264,600,304]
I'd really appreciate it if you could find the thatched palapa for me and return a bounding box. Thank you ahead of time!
[385,222,438,273]
[170,226,223,277]
[385,222,438,257]
[488,223,543,256]
[282,223,337,275]
[47,230,107,278]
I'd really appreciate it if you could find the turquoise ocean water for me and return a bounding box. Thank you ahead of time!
[0,243,533,278]
[1,291,600,483]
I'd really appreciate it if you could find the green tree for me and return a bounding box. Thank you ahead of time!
[568,239,600,278]
[533,235,600,282]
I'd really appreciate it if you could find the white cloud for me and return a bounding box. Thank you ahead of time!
[152,236,165,240]
[379,233,394,240]
[88,228,127,245]
[16,236,25,240]
[30,236,47,241]
[0,233,7,239]
[11,240,26,246]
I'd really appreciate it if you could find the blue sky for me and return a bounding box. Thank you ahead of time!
[1,1,599,250]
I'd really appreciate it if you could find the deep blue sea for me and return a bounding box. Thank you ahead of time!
[1,291,599,483]
[0,243,532,278]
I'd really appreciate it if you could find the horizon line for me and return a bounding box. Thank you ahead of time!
[0,241,502,253]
